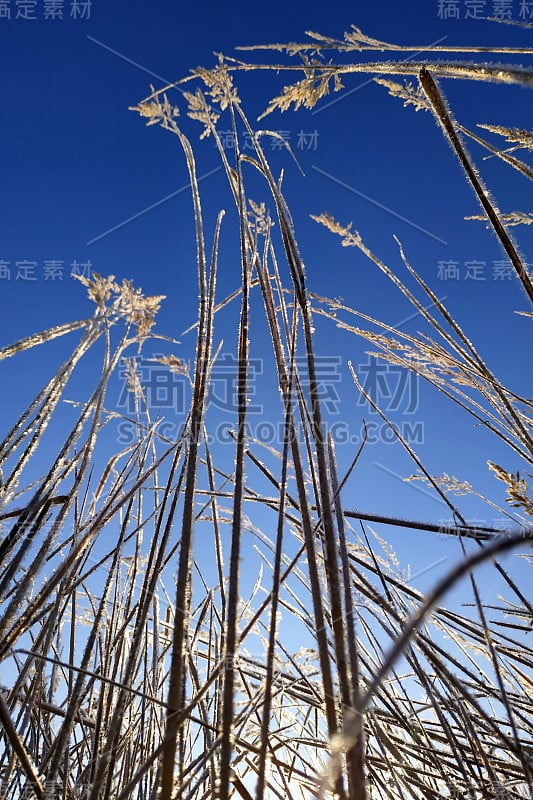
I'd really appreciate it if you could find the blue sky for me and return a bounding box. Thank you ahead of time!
[1,0,532,595]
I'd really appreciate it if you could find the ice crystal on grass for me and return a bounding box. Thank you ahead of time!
[258,61,343,119]
[465,210,533,227]
[310,212,361,247]
[184,87,220,138]
[488,462,533,516]
[75,271,119,309]
[195,60,240,111]
[478,124,533,152]
[150,354,190,380]
[247,199,274,237]
[129,85,180,127]
[375,78,431,112]
[122,357,145,404]
[406,473,474,496]
[75,271,165,348]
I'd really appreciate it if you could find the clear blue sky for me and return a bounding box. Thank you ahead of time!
[1,0,532,592]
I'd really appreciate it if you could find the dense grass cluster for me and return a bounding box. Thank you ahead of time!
[0,23,532,800]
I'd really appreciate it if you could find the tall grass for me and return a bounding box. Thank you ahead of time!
[1,23,532,800]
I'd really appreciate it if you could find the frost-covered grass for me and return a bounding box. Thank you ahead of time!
[0,23,532,800]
